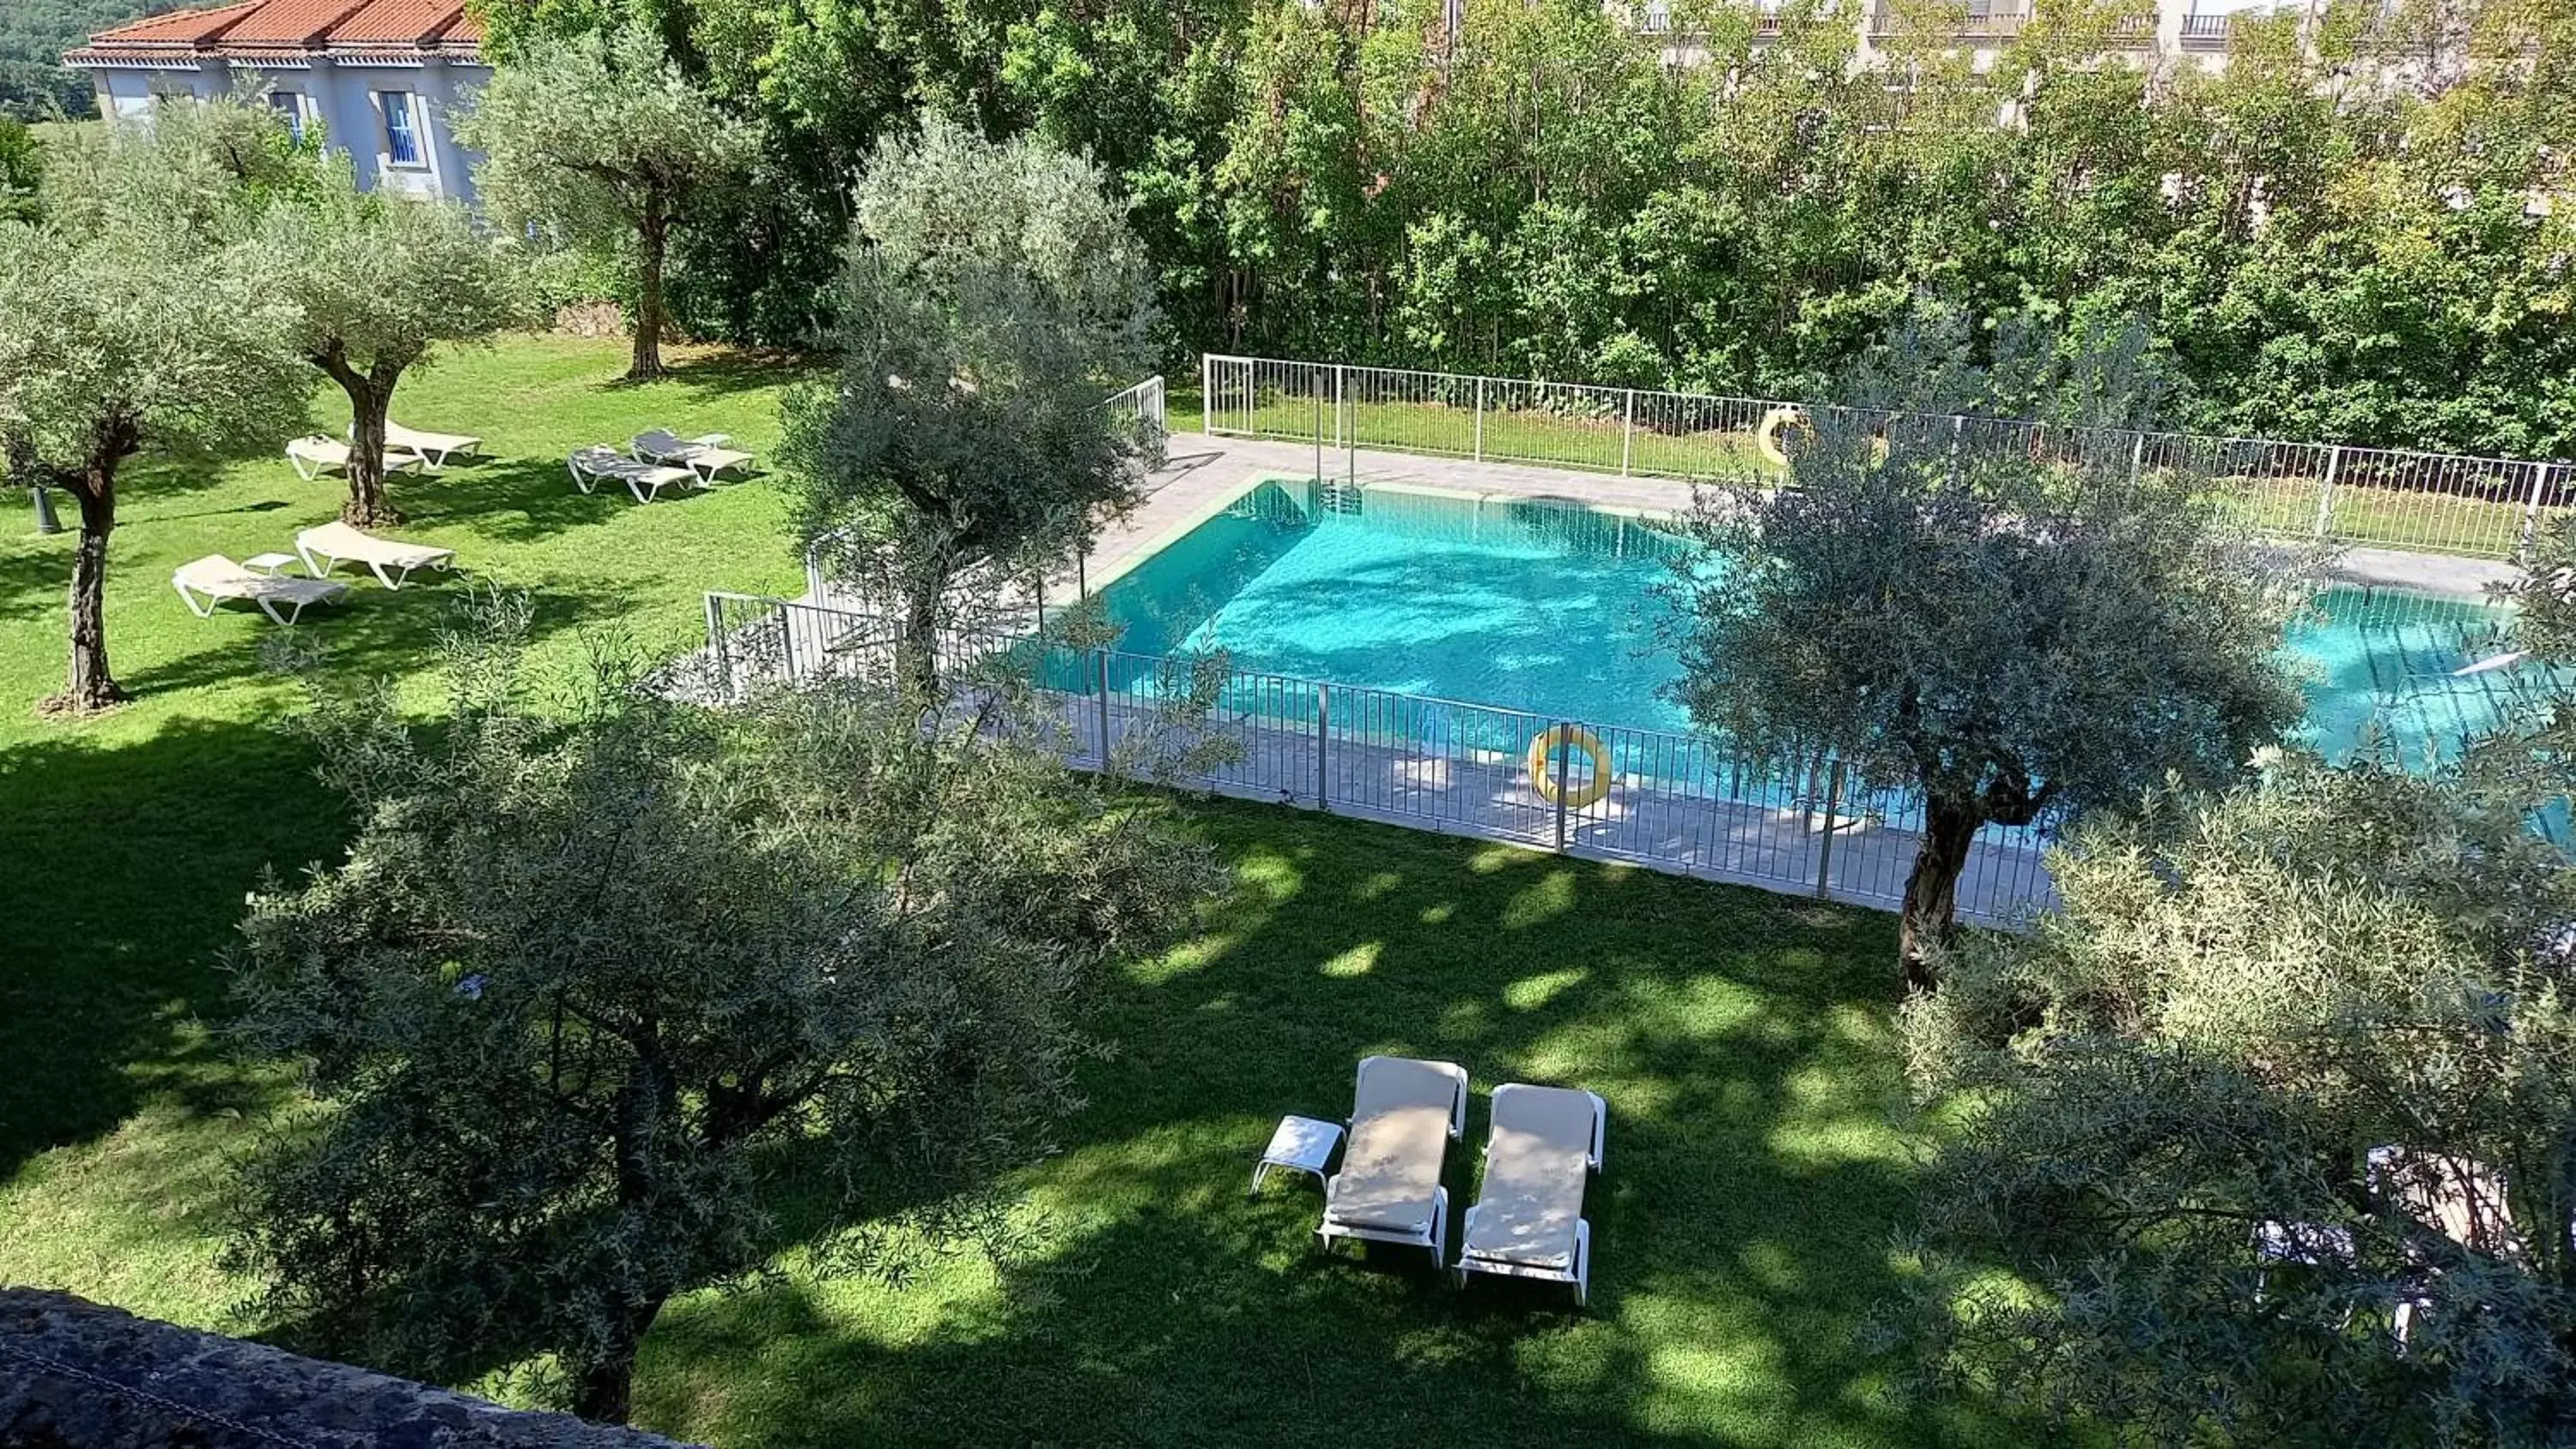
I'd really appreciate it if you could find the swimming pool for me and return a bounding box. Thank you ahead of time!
[1086,476,2531,767]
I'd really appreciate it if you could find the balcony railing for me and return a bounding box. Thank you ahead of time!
[1865,3,2031,37]
[2179,11,2233,42]
[1622,3,1797,37]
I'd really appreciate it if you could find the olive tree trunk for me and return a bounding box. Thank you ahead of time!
[897,574,945,704]
[319,347,407,528]
[568,1297,665,1425]
[629,200,670,383]
[55,467,125,713]
[1899,795,1985,994]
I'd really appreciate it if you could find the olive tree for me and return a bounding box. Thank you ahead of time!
[225,595,1220,1424]
[1665,317,2312,990]
[0,104,308,713]
[783,118,1161,696]
[456,24,756,380]
[254,162,524,526]
[1891,753,2576,1445]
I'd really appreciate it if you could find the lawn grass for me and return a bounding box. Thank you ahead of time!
[0,333,2019,1446]
[1191,391,1778,482]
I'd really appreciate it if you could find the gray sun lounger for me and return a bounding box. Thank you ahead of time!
[1316,1055,1468,1266]
[1454,1082,1606,1307]
[173,555,349,626]
[568,446,701,504]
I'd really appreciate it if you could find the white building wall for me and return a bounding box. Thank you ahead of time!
[80,58,487,205]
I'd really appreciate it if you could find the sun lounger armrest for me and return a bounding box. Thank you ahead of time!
[1587,1089,1607,1172]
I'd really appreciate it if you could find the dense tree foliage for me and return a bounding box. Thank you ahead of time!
[782,118,1162,694]
[1894,752,2576,1444]
[1666,316,2313,988]
[477,0,2575,456]
[1891,523,2576,1442]
[228,596,1220,1423]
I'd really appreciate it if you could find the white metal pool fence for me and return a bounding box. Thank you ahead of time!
[702,591,2060,925]
[1200,354,2575,562]
[1103,374,1170,433]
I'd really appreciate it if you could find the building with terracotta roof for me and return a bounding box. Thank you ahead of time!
[64,0,487,203]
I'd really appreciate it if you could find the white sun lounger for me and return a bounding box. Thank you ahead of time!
[287,435,424,482]
[632,429,756,482]
[173,555,349,626]
[1316,1055,1468,1267]
[1455,1083,1606,1307]
[295,522,456,591]
[568,446,700,504]
[376,421,483,471]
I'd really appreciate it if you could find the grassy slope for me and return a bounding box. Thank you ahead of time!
[0,335,2014,1446]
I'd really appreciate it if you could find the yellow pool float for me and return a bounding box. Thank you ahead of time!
[1527,724,1613,809]
[1754,405,1810,468]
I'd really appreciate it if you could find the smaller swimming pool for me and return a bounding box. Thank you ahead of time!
[1081,476,2530,769]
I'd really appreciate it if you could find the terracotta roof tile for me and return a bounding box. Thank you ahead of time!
[80,0,475,54]
[222,0,373,43]
[89,2,264,45]
[325,0,468,44]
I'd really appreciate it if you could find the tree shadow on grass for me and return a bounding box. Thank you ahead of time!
[0,538,75,626]
[0,579,653,1186]
[0,717,331,1184]
[609,796,2037,1447]
[106,571,629,705]
[595,349,828,403]
[98,744,2025,1444]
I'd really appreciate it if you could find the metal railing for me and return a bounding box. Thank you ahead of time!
[1200,354,2574,561]
[702,591,2061,925]
[1103,374,1169,433]
[2179,12,2232,41]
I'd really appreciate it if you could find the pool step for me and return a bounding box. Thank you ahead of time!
[1317,479,1364,516]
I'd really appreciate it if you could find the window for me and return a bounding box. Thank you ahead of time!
[268,90,304,141]
[377,90,420,166]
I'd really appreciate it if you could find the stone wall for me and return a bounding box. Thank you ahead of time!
[0,1289,700,1449]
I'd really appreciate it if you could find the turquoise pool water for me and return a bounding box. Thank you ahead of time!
[1088,478,2530,767]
